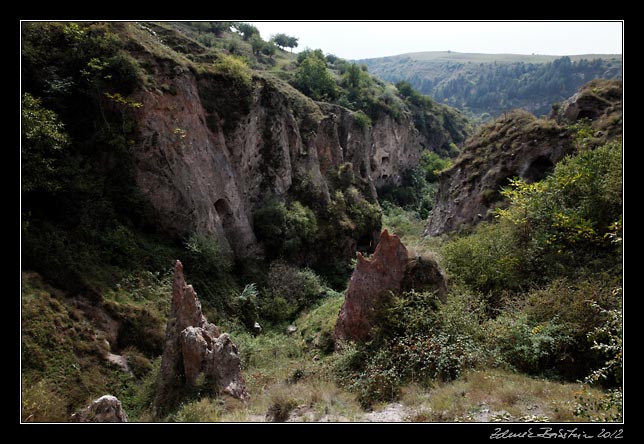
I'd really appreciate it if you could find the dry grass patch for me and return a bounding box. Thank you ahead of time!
[408,369,611,422]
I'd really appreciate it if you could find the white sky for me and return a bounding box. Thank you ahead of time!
[247,21,623,60]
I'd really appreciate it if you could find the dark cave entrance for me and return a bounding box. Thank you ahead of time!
[214,198,235,242]
[522,156,554,183]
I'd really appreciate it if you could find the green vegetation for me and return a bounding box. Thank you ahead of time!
[335,288,484,408]
[270,33,299,52]
[259,261,325,324]
[377,151,453,220]
[294,52,339,101]
[253,199,319,261]
[361,51,622,120]
[21,21,621,423]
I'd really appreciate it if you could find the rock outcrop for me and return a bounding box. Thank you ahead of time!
[154,260,247,414]
[132,37,425,260]
[425,79,622,237]
[71,395,128,423]
[334,230,447,342]
[560,79,622,123]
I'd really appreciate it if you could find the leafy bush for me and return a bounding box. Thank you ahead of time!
[294,53,338,101]
[497,141,622,279]
[336,289,484,408]
[184,233,233,277]
[442,220,524,296]
[266,391,298,422]
[574,388,622,422]
[377,148,454,219]
[584,288,622,388]
[232,283,260,331]
[353,110,372,129]
[378,167,437,219]
[21,93,69,193]
[253,199,318,261]
[483,278,620,380]
[259,262,324,323]
[212,53,252,89]
[419,150,452,182]
[485,312,572,375]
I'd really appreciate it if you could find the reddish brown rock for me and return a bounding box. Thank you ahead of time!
[155,260,247,415]
[71,395,128,423]
[335,230,408,342]
[334,230,447,342]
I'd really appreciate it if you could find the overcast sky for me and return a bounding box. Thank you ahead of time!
[248,21,623,60]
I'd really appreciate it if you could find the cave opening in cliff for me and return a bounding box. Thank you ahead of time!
[523,156,554,183]
[214,198,235,239]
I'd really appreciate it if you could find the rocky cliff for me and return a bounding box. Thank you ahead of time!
[129,24,426,259]
[155,260,247,415]
[425,79,622,237]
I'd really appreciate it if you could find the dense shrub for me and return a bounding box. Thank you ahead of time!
[258,261,325,323]
[483,278,620,380]
[419,150,452,182]
[377,149,452,219]
[442,220,524,296]
[353,110,372,129]
[336,289,485,408]
[21,93,69,193]
[485,312,572,375]
[294,53,338,101]
[232,283,260,331]
[253,199,318,262]
[212,53,252,89]
[584,288,622,388]
[378,167,437,219]
[497,141,622,280]
[184,233,233,277]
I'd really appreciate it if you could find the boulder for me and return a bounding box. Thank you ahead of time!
[71,395,128,423]
[334,230,447,342]
[154,260,247,415]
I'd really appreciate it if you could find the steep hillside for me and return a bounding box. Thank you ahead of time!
[359,51,622,120]
[21,21,471,420]
[425,79,622,237]
[22,21,469,292]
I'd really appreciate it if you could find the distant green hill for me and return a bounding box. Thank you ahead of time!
[358,51,622,121]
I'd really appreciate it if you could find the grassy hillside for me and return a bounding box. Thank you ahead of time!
[359,51,622,121]
[383,51,621,64]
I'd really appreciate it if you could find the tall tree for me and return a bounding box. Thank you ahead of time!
[235,23,259,41]
[271,33,299,51]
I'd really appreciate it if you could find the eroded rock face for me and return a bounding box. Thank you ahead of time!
[154,260,247,414]
[71,395,128,423]
[426,79,622,237]
[133,54,424,259]
[425,110,572,236]
[334,230,447,342]
[560,79,622,123]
